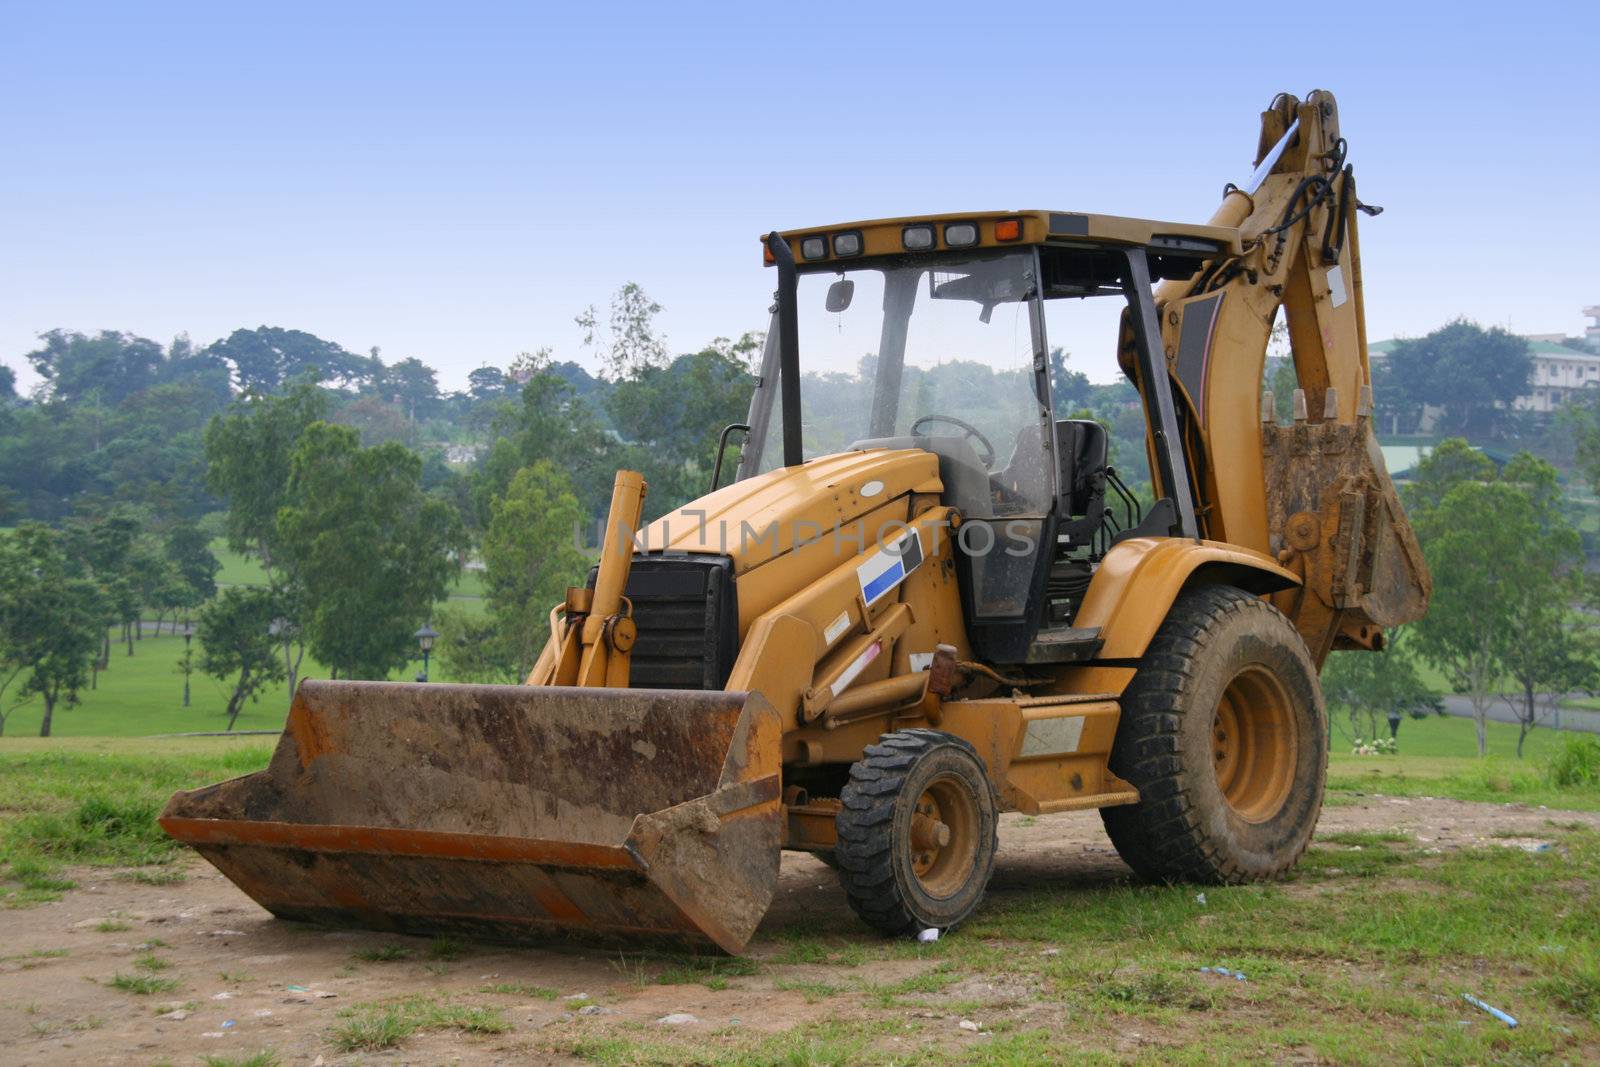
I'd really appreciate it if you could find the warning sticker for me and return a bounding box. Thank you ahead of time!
[855,529,924,606]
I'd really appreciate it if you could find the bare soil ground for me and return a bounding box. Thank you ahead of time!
[3,796,1596,1066]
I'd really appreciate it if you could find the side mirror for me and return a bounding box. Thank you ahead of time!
[825,279,855,313]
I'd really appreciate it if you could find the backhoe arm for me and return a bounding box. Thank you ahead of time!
[1145,90,1429,663]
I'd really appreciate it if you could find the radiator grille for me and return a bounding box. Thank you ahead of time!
[590,556,739,691]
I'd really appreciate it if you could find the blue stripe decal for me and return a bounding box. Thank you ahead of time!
[861,561,905,604]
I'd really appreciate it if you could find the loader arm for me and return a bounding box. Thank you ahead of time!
[1144,89,1430,663]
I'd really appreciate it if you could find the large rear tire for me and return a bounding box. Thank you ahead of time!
[835,729,998,935]
[1101,585,1326,884]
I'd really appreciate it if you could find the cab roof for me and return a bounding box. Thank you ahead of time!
[767,210,1242,267]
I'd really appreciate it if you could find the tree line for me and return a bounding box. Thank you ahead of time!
[6,293,1600,741]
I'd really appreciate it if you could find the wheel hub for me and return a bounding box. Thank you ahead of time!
[1212,665,1297,823]
[907,777,977,894]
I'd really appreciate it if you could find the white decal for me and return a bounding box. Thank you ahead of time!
[1326,265,1347,308]
[859,479,884,498]
[1019,715,1086,757]
[908,652,935,672]
[823,611,851,647]
[831,642,881,697]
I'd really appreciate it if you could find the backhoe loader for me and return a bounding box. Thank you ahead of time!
[163,90,1430,953]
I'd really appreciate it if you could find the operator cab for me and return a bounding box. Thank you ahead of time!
[735,211,1235,665]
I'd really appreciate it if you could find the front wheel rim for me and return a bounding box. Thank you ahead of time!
[1211,664,1298,823]
[907,774,978,897]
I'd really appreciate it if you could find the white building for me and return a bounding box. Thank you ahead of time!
[1516,339,1600,412]
[1369,321,1600,416]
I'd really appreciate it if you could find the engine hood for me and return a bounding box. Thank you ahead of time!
[639,449,942,574]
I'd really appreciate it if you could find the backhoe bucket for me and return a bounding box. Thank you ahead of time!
[160,681,783,954]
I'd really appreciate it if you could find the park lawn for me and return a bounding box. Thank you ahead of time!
[212,538,487,600]
[1329,713,1600,809]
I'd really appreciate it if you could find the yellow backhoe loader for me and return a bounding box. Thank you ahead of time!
[163,90,1429,953]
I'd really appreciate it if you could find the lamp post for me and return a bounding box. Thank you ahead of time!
[415,623,438,682]
[181,622,194,708]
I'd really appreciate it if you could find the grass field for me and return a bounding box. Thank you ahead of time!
[0,543,488,737]
[212,539,488,603]
[1,734,1598,1062]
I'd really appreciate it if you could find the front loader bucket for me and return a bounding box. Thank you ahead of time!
[160,681,783,954]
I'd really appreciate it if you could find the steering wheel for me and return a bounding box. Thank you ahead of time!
[910,414,997,469]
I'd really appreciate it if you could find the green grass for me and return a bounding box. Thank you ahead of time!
[330,995,510,1052]
[537,828,1599,1065]
[1326,712,1600,810]
[213,539,486,610]
[353,943,415,963]
[110,972,179,995]
[200,1052,281,1067]
[478,981,560,999]
[0,737,272,905]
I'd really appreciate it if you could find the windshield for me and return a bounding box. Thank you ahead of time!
[748,249,1053,518]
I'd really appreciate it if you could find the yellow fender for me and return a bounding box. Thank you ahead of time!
[1073,537,1300,661]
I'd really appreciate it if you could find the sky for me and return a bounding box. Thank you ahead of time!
[2,1,1596,392]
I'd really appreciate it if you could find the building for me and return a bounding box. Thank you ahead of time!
[1370,310,1600,415]
[1516,339,1600,412]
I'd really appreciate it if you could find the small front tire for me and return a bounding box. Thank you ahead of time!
[835,729,999,935]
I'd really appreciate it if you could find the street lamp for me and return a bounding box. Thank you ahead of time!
[415,623,438,682]
[181,622,194,708]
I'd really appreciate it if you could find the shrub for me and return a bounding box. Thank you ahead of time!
[1548,735,1600,789]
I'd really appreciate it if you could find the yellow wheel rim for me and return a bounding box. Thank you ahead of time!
[908,775,978,896]
[1212,665,1297,823]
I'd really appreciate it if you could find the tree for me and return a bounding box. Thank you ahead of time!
[378,357,440,422]
[62,507,141,669]
[205,326,369,394]
[197,587,286,730]
[0,525,103,736]
[482,462,589,677]
[604,340,759,511]
[466,365,509,403]
[1321,627,1439,743]
[577,282,668,378]
[25,330,165,406]
[164,522,221,611]
[204,385,327,699]
[277,422,462,680]
[1411,480,1530,755]
[1378,320,1531,436]
[471,351,625,532]
[432,608,522,685]
[1402,437,1496,516]
[204,383,329,569]
[1492,454,1592,756]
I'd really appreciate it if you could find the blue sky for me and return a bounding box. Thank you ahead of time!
[2,1,1595,390]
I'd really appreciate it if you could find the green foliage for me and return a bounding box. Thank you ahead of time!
[482,462,588,676]
[203,383,329,570]
[1375,319,1532,435]
[110,972,179,995]
[1321,627,1439,741]
[163,522,220,607]
[277,422,462,679]
[1549,735,1600,788]
[1408,441,1587,756]
[196,587,286,729]
[432,608,520,684]
[331,996,510,1052]
[0,524,105,736]
[205,326,370,394]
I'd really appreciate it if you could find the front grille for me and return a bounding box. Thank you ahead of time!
[589,555,739,690]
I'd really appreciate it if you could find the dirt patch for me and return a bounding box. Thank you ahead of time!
[2,796,1597,1065]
